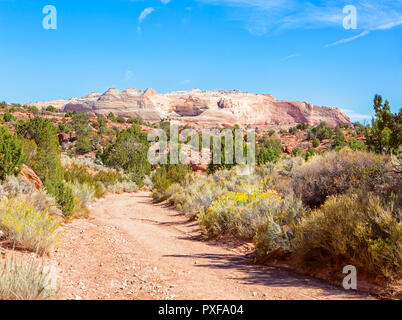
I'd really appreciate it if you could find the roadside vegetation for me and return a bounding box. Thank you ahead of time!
[0,94,400,298]
[151,95,402,291]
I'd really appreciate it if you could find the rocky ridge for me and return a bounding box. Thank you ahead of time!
[28,88,351,128]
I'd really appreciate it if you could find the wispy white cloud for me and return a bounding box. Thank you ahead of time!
[325,30,370,47]
[137,7,155,34]
[197,0,402,38]
[341,108,372,121]
[138,7,155,23]
[283,53,301,60]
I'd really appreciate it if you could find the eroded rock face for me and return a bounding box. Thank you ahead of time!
[28,88,351,128]
[19,164,43,190]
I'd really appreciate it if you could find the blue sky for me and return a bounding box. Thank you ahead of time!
[0,0,401,121]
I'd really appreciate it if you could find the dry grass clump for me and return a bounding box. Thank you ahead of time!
[108,181,138,194]
[0,175,36,199]
[0,198,58,255]
[0,256,57,300]
[0,176,63,218]
[293,192,401,280]
[292,150,389,207]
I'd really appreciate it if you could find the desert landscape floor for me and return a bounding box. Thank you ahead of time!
[51,191,374,300]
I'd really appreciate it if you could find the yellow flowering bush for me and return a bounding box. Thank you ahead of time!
[0,198,58,255]
[197,189,305,242]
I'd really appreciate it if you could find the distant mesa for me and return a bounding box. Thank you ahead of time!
[27,88,351,128]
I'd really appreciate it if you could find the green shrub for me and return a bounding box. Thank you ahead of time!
[312,138,320,148]
[75,136,92,154]
[0,127,24,181]
[94,170,123,187]
[101,125,150,186]
[127,117,146,125]
[293,193,401,279]
[116,116,126,124]
[291,147,302,157]
[256,139,282,165]
[152,164,191,202]
[28,106,39,115]
[107,112,116,122]
[293,150,389,208]
[65,110,73,118]
[296,123,309,130]
[3,112,13,122]
[348,137,367,151]
[45,105,58,113]
[45,181,74,218]
[16,117,62,184]
[304,147,316,161]
[332,127,346,150]
[307,122,332,141]
[366,94,401,154]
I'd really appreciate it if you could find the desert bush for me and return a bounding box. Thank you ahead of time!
[0,198,58,254]
[312,138,320,148]
[94,170,123,187]
[307,122,332,141]
[68,181,96,205]
[166,166,274,219]
[256,139,282,165]
[16,117,62,184]
[293,193,401,279]
[332,127,346,150]
[3,112,13,122]
[45,181,74,218]
[45,105,58,113]
[0,257,56,300]
[101,125,150,185]
[274,157,304,177]
[63,161,119,197]
[152,164,191,202]
[0,175,36,198]
[75,136,92,154]
[292,150,389,207]
[143,175,153,190]
[27,189,63,218]
[0,176,62,218]
[0,127,24,181]
[348,137,367,151]
[366,94,401,154]
[197,189,306,243]
[108,181,138,194]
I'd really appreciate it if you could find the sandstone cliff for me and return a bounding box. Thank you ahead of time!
[28,88,351,128]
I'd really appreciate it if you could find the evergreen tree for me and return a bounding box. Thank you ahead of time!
[0,127,24,181]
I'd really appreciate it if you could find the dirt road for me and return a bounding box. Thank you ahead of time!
[52,192,373,300]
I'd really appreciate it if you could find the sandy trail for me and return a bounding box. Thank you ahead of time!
[52,191,373,300]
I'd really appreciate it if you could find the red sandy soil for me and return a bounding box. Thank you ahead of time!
[49,192,375,300]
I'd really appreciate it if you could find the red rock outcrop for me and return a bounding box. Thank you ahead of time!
[19,164,43,190]
[28,88,351,128]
